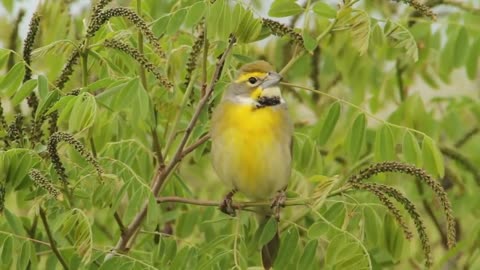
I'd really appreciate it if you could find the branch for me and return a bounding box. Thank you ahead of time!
[107,35,236,258]
[279,16,338,76]
[396,59,406,102]
[151,126,165,166]
[441,146,480,185]
[113,211,126,234]
[39,208,70,270]
[455,127,479,148]
[156,188,349,209]
[179,134,210,159]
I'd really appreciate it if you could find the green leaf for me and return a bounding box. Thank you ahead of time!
[167,8,187,35]
[312,2,336,18]
[4,209,24,235]
[152,15,170,36]
[176,210,199,238]
[0,236,13,266]
[57,209,93,263]
[4,149,41,189]
[11,79,37,106]
[352,10,370,55]
[323,203,346,229]
[308,221,329,239]
[67,93,97,133]
[27,241,38,269]
[46,95,76,115]
[162,237,178,265]
[2,0,13,12]
[363,207,383,247]
[384,213,405,261]
[97,78,153,129]
[297,239,318,270]
[268,0,304,18]
[371,23,384,46]
[235,7,262,43]
[294,134,323,176]
[346,113,366,162]
[337,9,370,55]
[453,27,468,67]
[98,257,123,270]
[147,193,159,225]
[17,241,31,270]
[37,75,49,99]
[207,0,235,40]
[325,235,369,269]
[402,131,422,166]
[35,90,61,120]
[0,49,10,68]
[420,68,439,89]
[374,125,395,161]
[274,227,299,268]
[171,246,194,270]
[185,1,206,27]
[384,20,418,61]
[303,32,317,54]
[0,62,25,97]
[422,136,445,178]
[258,218,278,246]
[466,37,480,80]
[317,102,341,145]
[439,33,455,82]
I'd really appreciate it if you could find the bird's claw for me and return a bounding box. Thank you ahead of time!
[271,190,286,221]
[220,190,236,216]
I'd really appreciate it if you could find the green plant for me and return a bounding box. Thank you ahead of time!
[1,0,479,269]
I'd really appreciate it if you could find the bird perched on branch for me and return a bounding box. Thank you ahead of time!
[210,60,293,269]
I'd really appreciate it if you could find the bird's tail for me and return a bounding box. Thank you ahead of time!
[257,205,280,269]
[261,226,280,269]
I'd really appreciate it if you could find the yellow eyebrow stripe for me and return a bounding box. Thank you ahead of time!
[235,72,267,83]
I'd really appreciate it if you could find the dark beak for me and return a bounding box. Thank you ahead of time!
[261,72,282,89]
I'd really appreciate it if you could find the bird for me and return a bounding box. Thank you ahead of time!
[210,60,293,269]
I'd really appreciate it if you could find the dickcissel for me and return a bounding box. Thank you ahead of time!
[210,60,293,269]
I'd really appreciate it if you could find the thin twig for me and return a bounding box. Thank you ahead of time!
[396,59,406,102]
[415,179,449,248]
[282,82,431,139]
[454,127,479,148]
[156,186,351,209]
[7,10,25,70]
[39,208,70,270]
[279,17,337,76]
[441,146,480,185]
[151,126,165,166]
[113,211,126,234]
[180,134,210,159]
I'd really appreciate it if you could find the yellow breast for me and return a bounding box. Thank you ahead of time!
[211,102,291,199]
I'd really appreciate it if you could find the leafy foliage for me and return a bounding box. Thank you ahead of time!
[0,0,479,269]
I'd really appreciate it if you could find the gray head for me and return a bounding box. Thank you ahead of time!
[222,60,283,104]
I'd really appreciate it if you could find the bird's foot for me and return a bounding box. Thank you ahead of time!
[220,189,237,216]
[271,190,286,221]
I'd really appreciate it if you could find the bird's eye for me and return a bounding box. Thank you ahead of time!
[248,77,258,84]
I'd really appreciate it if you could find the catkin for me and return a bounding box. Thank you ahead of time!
[262,18,304,47]
[29,169,62,200]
